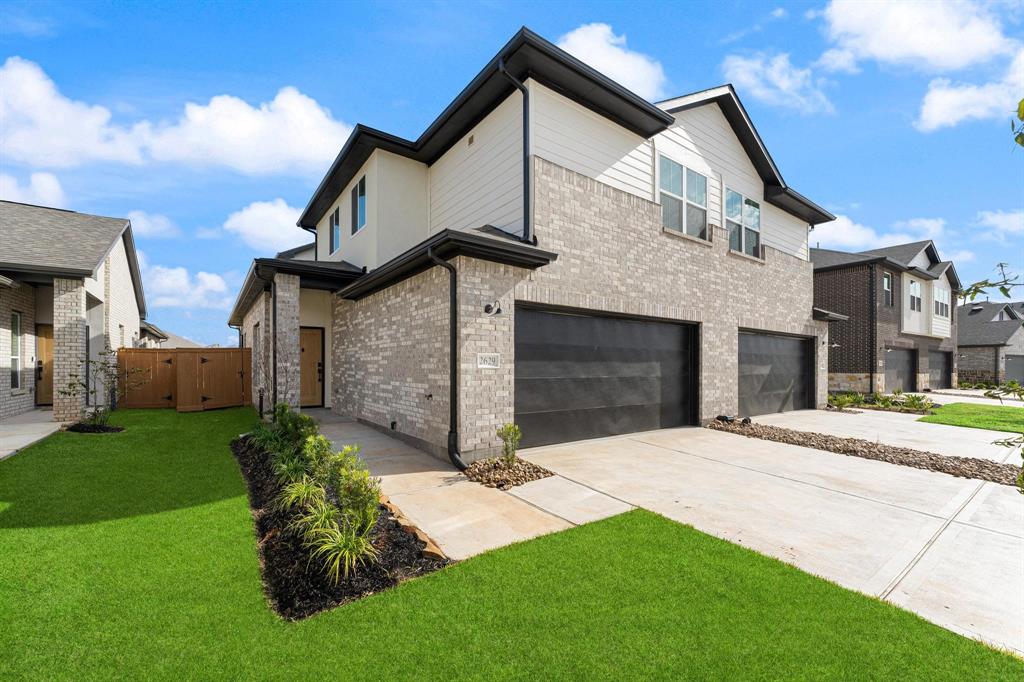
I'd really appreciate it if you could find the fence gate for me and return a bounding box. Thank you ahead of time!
[118,348,251,412]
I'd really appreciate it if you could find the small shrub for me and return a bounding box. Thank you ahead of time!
[308,525,379,583]
[496,423,522,467]
[902,394,933,411]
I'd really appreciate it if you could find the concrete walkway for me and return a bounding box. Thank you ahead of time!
[757,408,1018,463]
[921,390,1024,407]
[0,409,60,460]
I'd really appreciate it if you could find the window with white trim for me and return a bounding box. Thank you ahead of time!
[726,188,760,257]
[882,273,893,306]
[909,280,922,312]
[10,311,21,389]
[934,288,950,317]
[329,208,341,253]
[659,156,708,240]
[351,176,366,235]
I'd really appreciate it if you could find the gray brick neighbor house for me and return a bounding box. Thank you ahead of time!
[811,241,961,394]
[1,201,147,422]
[956,301,1024,385]
[228,28,840,464]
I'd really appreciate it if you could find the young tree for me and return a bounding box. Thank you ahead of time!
[58,345,149,428]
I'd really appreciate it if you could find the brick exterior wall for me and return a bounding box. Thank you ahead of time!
[273,274,301,408]
[958,346,998,384]
[814,263,957,392]
[0,284,37,419]
[103,238,141,352]
[241,290,272,408]
[53,277,86,422]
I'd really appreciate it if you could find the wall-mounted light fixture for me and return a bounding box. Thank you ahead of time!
[483,300,502,316]
[830,342,841,349]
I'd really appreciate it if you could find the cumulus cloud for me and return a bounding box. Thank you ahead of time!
[813,214,971,262]
[821,0,1015,72]
[916,49,1024,132]
[770,8,787,19]
[815,48,859,74]
[977,209,1024,237]
[127,210,181,239]
[722,53,834,114]
[145,264,233,310]
[222,198,307,251]
[0,171,66,207]
[557,23,667,101]
[0,56,351,175]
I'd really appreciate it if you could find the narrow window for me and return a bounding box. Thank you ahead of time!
[659,156,709,240]
[351,176,366,235]
[119,324,125,349]
[909,281,922,312]
[330,208,340,253]
[934,289,949,317]
[882,273,893,306]
[726,188,761,257]
[9,311,20,389]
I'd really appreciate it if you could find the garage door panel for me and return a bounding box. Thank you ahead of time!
[885,349,916,392]
[738,332,813,417]
[1007,355,1024,383]
[928,351,951,389]
[515,307,696,448]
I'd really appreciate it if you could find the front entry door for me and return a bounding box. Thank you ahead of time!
[36,324,53,405]
[299,327,324,408]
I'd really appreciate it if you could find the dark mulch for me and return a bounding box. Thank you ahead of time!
[231,435,450,620]
[464,456,554,491]
[708,419,1019,487]
[66,423,125,433]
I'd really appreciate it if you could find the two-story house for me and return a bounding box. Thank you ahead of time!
[956,301,1024,385]
[812,241,961,393]
[228,27,837,463]
[1,200,147,422]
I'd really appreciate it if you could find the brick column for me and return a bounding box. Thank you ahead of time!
[53,277,86,422]
[273,273,300,409]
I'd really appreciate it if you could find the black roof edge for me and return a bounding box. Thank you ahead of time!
[275,241,317,259]
[297,26,674,229]
[227,258,364,326]
[812,307,849,322]
[814,255,963,291]
[0,262,94,278]
[338,229,557,301]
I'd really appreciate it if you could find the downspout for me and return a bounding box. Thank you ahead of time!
[869,263,877,392]
[271,277,278,407]
[427,246,468,471]
[497,58,534,245]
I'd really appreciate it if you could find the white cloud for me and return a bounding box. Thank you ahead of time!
[145,264,233,310]
[813,214,971,262]
[977,209,1024,237]
[722,53,834,114]
[915,49,1024,132]
[0,56,351,175]
[222,198,307,251]
[815,48,860,74]
[821,0,1015,72]
[127,210,180,239]
[0,171,66,207]
[946,249,976,263]
[891,217,946,239]
[770,8,787,19]
[557,23,667,101]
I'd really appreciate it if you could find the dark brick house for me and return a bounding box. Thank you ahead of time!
[957,301,1024,384]
[811,241,961,393]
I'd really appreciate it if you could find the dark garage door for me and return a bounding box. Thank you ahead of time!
[885,349,917,392]
[928,351,952,389]
[738,332,813,417]
[1007,355,1024,384]
[514,307,697,448]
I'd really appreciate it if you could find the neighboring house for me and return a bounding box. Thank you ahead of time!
[138,321,203,349]
[0,201,147,422]
[812,241,961,393]
[228,27,836,461]
[956,301,1024,384]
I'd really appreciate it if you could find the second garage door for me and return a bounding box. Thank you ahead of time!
[928,351,952,389]
[885,349,917,392]
[738,332,814,417]
[1007,355,1024,384]
[514,307,697,448]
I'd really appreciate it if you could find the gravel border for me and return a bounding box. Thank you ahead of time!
[464,457,554,490]
[707,420,1019,487]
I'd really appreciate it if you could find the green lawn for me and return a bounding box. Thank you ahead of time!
[1,408,1020,680]
[919,402,1024,433]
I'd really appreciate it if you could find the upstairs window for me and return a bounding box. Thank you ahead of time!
[10,312,20,389]
[351,176,366,235]
[329,208,340,253]
[909,280,922,312]
[726,188,761,258]
[659,156,708,240]
[934,288,950,317]
[882,273,893,306]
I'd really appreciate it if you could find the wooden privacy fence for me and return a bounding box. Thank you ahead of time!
[117,348,251,412]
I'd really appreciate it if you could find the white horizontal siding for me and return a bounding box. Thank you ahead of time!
[931,275,952,337]
[429,93,523,235]
[530,81,653,200]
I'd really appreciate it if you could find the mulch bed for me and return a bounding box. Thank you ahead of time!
[66,423,124,433]
[707,419,1020,487]
[231,435,450,620]
[463,456,553,491]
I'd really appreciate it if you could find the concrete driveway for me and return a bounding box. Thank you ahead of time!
[521,426,1024,655]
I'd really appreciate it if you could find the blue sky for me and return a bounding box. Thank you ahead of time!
[2,0,1022,345]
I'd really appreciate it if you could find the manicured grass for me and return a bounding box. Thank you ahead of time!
[919,402,1024,433]
[1,408,1020,680]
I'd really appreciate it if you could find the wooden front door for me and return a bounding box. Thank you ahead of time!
[299,327,324,408]
[35,324,53,405]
